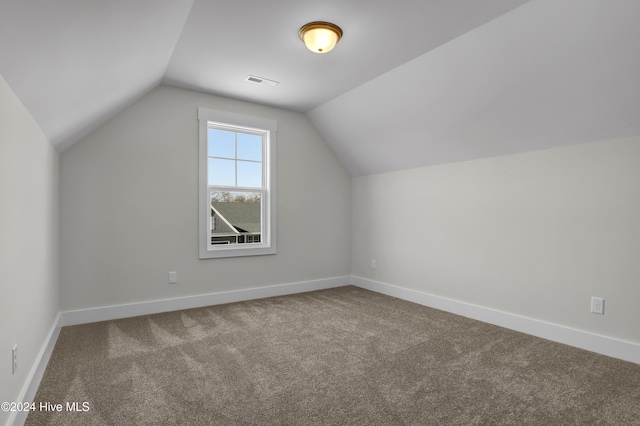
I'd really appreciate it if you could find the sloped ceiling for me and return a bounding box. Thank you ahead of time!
[1,0,639,176]
[0,0,194,151]
[308,0,640,175]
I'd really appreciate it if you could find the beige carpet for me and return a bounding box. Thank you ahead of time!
[26,286,640,425]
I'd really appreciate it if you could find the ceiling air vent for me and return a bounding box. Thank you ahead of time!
[245,75,279,87]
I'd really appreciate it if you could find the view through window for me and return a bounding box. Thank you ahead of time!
[198,108,276,259]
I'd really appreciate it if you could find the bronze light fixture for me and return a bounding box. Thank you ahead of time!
[299,21,343,53]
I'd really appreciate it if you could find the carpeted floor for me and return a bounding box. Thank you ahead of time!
[26,286,640,425]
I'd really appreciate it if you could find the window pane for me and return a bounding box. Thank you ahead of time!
[208,158,235,186]
[237,161,262,188]
[237,133,263,161]
[208,129,235,158]
[210,191,262,245]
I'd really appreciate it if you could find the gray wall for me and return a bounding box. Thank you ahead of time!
[0,74,60,425]
[352,136,640,344]
[60,86,351,311]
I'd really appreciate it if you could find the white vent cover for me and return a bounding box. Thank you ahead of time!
[245,75,279,87]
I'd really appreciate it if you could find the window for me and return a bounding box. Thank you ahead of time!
[198,108,276,258]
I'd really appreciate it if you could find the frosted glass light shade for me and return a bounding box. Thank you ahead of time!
[299,22,343,54]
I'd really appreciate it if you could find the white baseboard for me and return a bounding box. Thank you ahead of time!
[61,276,350,326]
[16,274,637,426]
[351,276,640,365]
[9,313,62,426]
[13,277,348,425]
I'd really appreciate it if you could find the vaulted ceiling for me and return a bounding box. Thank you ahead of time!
[1,0,638,176]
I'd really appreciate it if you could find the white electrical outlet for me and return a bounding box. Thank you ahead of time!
[168,271,177,284]
[591,297,605,315]
[12,345,17,375]
[370,259,377,270]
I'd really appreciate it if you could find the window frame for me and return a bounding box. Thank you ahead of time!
[198,108,277,259]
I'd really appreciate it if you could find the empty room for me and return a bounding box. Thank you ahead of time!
[1,0,639,425]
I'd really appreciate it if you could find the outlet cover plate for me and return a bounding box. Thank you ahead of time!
[591,297,604,315]
[12,344,17,374]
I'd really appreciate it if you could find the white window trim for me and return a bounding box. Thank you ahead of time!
[198,108,277,259]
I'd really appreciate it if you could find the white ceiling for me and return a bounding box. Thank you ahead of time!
[0,0,193,151]
[1,0,638,175]
[308,0,640,175]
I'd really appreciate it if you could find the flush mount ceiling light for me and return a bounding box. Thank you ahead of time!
[299,21,343,53]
